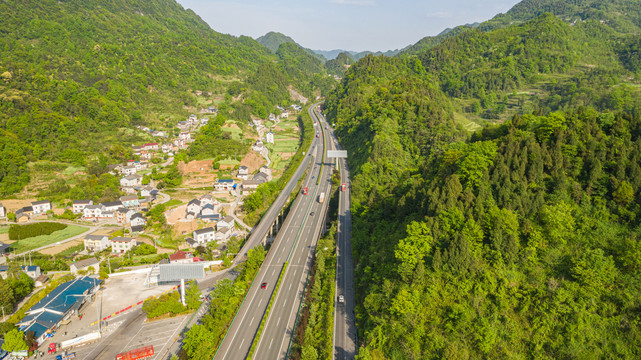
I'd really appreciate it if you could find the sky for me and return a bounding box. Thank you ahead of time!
[176,0,522,52]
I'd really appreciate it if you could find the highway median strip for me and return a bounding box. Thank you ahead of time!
[247,261,288,359]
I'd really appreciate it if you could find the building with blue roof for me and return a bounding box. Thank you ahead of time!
[19,276,102,344]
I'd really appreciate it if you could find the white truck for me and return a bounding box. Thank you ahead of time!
[318,192,325,204]
[60,332,101,350]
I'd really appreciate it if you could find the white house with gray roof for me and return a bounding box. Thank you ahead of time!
[31,200,51,215]
[193,227,216,244]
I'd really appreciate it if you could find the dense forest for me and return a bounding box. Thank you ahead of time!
[323,1,641,358]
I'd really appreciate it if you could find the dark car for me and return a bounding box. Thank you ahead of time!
[261,282,267,289]
[310,211,315,216]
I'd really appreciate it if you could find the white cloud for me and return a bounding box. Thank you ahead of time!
[426,11,452,19]
[329,0,376,6]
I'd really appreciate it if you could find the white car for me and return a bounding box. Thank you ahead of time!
[338,295,345,303]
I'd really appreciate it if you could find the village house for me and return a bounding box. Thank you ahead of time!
[241,180,262,194]
[161,144,172,153]
[178,132,191,140]
[0,203,5,218]
[265,131,274,144]
[253,172,268,184]
[252,140,264,152]
[193,227,216,244]
[214,179,235,192]
[140,150,152,160]
[217,216,235,231]
[152,130,165,137]
[187,199,201,216]
[198,204,218,222]
[21,266,41,279]
[259,166,273,181]
[236,166,250,181]
[120,165,137,176]
[73,200,93,214]
[84,235,111,252]
[139,197,152,211]
[279,111,289,119]
[115,208,136,224]
[130,213,147,227]
[199,194,214,206]
[111,237,136,254]
[16,213,30,223]
[131,145,143,154]
[268,113,276,121]
[83,205,104,219]
[101,201,123,212]
[31,200,51,215]
[120,174,143,188]
[140,186,154,198]
[143,142,159,151]
[120,195,140,208]
[70,258,101,274]
[216,227,232,242]
[169,251,194,264]
[35,274,49,287]
[201,117,209,125]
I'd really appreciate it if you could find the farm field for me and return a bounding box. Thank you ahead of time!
[10,225,89,253]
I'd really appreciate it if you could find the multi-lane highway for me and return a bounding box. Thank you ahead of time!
[214,102,334,360]
[325,112,358,359]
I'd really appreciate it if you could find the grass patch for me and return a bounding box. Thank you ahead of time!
[0,227,8,234]
[58,243,85,257]
[10,225,88,253]
[164,199,183,208]
[218,158,240,166]
[271,139,299,153]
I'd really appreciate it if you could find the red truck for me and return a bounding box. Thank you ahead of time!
[302,187,308,195]
[115,345,154,360]
[341,183,346,191]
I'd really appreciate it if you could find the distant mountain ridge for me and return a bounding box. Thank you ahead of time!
[313,48,406,61]
[256,31,325,61]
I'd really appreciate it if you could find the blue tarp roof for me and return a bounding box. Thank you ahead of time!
[19,276,101,339]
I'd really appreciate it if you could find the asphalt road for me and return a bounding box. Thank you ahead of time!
[214,102,332,360]
[325,112,358,359]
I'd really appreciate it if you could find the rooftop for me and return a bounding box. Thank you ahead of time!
[71,258,100,269]
[194,227,215,235]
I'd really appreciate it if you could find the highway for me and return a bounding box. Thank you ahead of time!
[327,111,358,359]
[214,102,333,360]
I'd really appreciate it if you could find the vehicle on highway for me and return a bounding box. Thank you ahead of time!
[56,353,76,360]
[318,192,326,204]
[338,295,345,303]
[261,282,267,289]
[115,345,154,360]
[302,187,308,195]
[341,183,346,191]
[316,133,320,138]
[310,212,315,216]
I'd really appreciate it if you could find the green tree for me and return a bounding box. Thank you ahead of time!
[2,329,27,352]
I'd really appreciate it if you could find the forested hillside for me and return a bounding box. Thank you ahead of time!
[0,0,278,195]
[324,1,641,358]
[325,52,355,77]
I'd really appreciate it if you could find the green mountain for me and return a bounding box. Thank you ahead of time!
[482,0,641,33]
[0,0,339,197]
[325,52,355,76]
[400,23,479,56]
[256,31,326,61]
[323,1,641,359]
